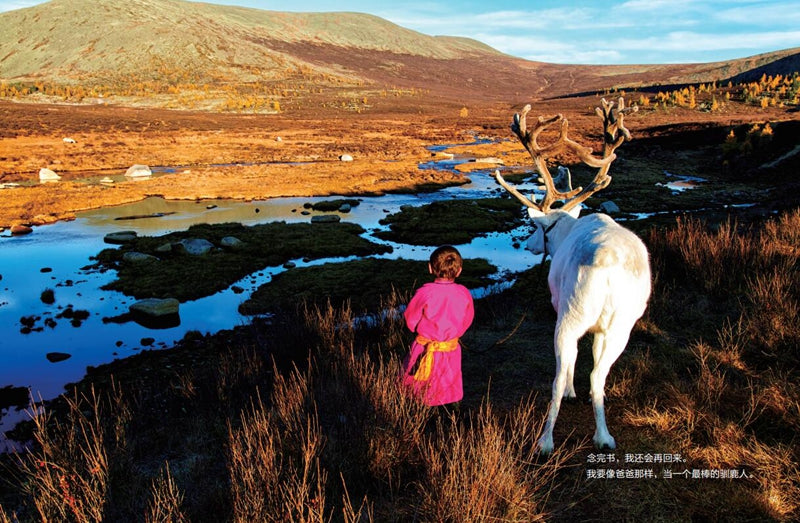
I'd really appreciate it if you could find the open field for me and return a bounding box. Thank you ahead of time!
[0,99,472,227]
[2,1,800,519]
[1,207,799,521]
[0,86,796,229]
[1,85,800,521]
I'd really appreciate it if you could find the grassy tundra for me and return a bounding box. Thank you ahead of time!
[1,206,798,522]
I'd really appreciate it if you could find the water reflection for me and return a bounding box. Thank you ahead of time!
[1,147,540,446]
[657,171,707,193]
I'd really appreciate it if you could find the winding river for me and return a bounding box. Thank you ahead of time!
[0,144,546,447]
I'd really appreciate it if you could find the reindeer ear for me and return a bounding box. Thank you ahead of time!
[527,207,545,219]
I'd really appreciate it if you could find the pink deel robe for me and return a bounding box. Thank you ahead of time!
[402,279,474,406]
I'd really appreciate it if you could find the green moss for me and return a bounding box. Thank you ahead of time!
[239,257,497,315]
[376,198,524,246]
[95,221,392,301]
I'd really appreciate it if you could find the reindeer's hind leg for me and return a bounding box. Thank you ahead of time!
[538,324,579,454]
[590,326,632,450]
[564,356,577,400]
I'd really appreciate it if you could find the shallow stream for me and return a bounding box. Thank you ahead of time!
[0,144,544,447]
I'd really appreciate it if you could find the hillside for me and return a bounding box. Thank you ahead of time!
[0,0,500,85]
[0,0,799,102]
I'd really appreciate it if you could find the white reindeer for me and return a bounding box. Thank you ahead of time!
[495,98,651,454]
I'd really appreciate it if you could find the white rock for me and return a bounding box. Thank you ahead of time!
[124,164,152,178]
[473,157,504,165]
[62,137,76,144]
[339,154,354,162]
[39,168,61,181]
[599,201,621,214]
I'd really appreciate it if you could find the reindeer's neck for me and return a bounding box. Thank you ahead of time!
[542,212,578,256]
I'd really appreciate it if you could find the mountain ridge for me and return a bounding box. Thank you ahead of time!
[0,0,500,81]
[1,0,798,102]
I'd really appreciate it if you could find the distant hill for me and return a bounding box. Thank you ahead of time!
[0,0,498,81]
[1,0,798,102]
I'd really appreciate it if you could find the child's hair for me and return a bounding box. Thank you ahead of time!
[430,245,463,280]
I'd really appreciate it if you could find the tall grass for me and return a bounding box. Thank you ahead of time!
[10,389,110,522]
[623,209,800,519]
[648,208,800,355]
[416,399,573,521]
[145,463,188,523]
[2,209,799,521]
[224,290,572,520]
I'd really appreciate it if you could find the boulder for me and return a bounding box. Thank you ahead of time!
[129,298,180,329]
[220,236,245,250]
[46,352,72,363]
[62,137,77,144]
[178,238,214,255]
[339,154,354,162]
[338,203,351,213]
[155,242,173,253]
[99,177,115,184]
[10,225,33,235]
[283,261,296,269]
[472,157,504,165]
[124,164,152,178]
[130,298,180,317]
[599,201,621,214]
[104,231,138,244]
[39,168,61,182]
[311,215,340,224]
[123,251,158,263]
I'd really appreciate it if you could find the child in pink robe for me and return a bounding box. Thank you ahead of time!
[402,246,474,406]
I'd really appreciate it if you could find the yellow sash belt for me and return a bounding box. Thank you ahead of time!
[412,335,459,382]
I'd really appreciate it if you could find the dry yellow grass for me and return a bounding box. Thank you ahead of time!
[2,205,799,521]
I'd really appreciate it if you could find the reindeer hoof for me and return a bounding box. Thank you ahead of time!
[593,434,616,450]
[537,436,554,455]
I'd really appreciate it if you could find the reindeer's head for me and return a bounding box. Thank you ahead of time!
[495,97,637,255]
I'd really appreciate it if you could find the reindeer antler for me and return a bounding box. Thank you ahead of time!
[496,97,637,213]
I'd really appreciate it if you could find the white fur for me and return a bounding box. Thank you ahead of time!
[526,208,651,454]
